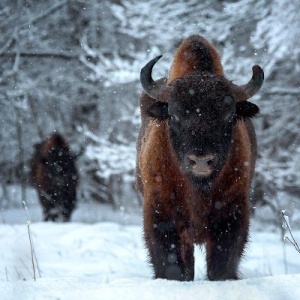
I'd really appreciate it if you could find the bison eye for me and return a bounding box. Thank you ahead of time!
[223,96,235,121]
[224,111,234,122]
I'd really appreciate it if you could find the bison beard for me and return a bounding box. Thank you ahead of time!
[136,35,264,281]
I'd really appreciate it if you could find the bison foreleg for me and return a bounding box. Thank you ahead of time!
[144,208,194,281]
[206,205,249,281]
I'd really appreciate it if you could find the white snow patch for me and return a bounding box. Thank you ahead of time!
[0,212,299,299]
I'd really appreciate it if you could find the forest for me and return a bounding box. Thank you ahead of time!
[1,0,299,226]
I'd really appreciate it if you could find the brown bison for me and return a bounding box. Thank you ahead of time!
[31,133,79,222]
[136,35,264,281]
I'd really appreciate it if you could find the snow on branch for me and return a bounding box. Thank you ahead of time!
[80,31,161,84]
[84,131,136,180]
[0,0,68,55]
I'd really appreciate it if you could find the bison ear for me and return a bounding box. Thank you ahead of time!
[146,101,169,121]
[235,101,259,119]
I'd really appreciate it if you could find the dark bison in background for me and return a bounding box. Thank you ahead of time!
[136,35,264,281]
[30,133,79,222]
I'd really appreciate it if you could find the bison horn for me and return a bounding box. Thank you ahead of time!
[241,65,264,99]
[140,55,166,100]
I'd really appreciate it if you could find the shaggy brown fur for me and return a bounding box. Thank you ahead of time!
[136,35,264,281]
[30,133,79,222]
[168,35,224,80]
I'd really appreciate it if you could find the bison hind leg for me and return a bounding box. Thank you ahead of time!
[43,212,58,222]
[62,212,71,222]
[61,207,73,222]
[43,208,60,222]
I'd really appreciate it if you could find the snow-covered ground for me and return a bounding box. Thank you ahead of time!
[0,187,300,299]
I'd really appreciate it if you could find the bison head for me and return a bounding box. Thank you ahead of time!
[140,55,264,192]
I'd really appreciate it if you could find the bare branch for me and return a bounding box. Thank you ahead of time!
[0,0,68,55]
[22,0,69,28]
[0,28,18,55]
[0,51,79,60]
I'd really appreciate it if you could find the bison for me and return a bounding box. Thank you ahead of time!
[136,35,264,281]
[30,133,79,222]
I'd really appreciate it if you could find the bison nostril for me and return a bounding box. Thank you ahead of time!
[188,158,197,167]
[188,156,214,167]
[206,159,214,166]
[186,154,216,175]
